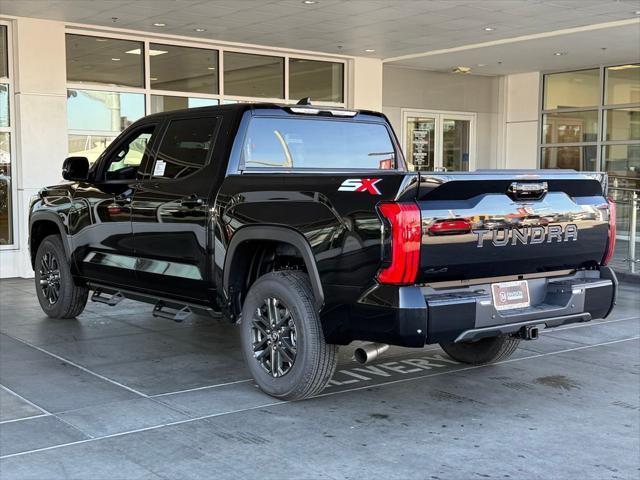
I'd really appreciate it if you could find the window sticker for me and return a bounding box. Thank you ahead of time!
[153,159,166,176]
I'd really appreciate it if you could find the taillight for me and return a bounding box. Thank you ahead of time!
[602,197,616,265]
[377,202,421,285]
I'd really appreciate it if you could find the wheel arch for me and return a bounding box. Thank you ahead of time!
[29,212,71,268]
[223,226,324,313]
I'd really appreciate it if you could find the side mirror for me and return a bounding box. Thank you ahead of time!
[62,156,89,181]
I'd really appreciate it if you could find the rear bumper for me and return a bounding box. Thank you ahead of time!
[347,267,617,347]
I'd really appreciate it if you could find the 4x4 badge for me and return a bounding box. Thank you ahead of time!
[338,178,382,195]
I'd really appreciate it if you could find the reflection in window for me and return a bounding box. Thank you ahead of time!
[150,95,218,114]
[68,135,115,164]
[0,25,7,78]
[605,108,640,141]
[0,132,11,244]
[289,59,343,103]
[542,111,598,143]
[66,34,144,88]
[67,89,144,133]
[541,146,597,171]
[153,117,218,179]
[150,44,218,94]
[604,144,640,178]
[0,83,8,128]
[605,64,640,105]
[243,118,395,169]
[224,52,283,98]
[543,69,599,110]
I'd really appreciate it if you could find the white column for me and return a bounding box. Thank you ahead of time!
[502,72,540,169]
[0,18,67,278]
[349,57,383,112]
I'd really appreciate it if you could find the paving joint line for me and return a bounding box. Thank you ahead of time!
[2,335,637,461]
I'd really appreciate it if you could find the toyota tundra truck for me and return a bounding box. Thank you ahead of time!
[29,103,617,400]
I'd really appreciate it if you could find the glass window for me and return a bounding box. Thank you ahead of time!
[0,83,8,128]
[105,127,155,180]
[603,144,640,178]
[153,117,218,179]
[67,89,144,133]
[289,59,343,103]
[542,111,598,143]
[541,145,597,171]
[0,132,11,244]
[224,52,283,98]
[442,118,470,171]
[68,135,115,165]
[406,116,435,171]
[66,34,144,88]
[605,108,640,141]
[150,44,218,94]
[543,69,600,110]
[150,95,218,114]
[0,25,7,79]
[243,118,395,170]
[605,64,640,105]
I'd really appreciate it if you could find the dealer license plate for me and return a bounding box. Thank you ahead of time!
[491,280,530,311]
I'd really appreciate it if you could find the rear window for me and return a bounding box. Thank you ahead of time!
[242,117,395,169]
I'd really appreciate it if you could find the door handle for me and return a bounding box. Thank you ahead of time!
[180,195,205,208]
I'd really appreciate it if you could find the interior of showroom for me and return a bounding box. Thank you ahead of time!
[0,0,638,278]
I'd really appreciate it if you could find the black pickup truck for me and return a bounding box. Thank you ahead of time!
[29,103,617,400]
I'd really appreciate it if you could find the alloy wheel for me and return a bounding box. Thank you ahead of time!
[39,251,61,305]
[251,297,297,377]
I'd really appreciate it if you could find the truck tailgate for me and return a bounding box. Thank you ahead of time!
[415,171,611,283]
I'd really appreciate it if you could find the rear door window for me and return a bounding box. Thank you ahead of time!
[152,116,219,179]
[242,117,395,170]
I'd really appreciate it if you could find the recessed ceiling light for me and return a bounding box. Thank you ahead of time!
[365,49,376,53]
[483,26,495,31]
[95,38,108,42]
[150,77,158,81]
[476,63,487,67]
[634,10,640,15]
[153,22,166,27]
[452,66,471,74]
[207,67,216,70]
[302,0,317,4]
[554,51,567,56]
[194,28,206,32]
[111,58,120,61]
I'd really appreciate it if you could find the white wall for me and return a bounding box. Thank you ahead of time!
[502,71,540,169]
[349,57,383,111]
[382,65,503,169]
[0,18,68,278]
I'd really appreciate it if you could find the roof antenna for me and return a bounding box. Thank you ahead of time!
[296,97,312,105]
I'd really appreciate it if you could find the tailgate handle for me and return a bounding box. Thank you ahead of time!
[508,181,548,200]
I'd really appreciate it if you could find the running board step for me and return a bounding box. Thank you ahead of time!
[152,302,192,322]
[91,289,124,306]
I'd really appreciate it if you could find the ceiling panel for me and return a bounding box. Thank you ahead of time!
[0,0,638,74]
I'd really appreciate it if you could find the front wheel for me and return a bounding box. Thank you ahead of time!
[240,271,338,400]
[34,234,88,319]
[439,334,521,365]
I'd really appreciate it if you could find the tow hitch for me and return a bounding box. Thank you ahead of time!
[518,325,540,341]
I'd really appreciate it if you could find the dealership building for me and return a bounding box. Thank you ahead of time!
[0,1,638,278]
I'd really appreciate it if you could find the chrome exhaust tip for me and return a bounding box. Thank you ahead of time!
[354,343,390,364]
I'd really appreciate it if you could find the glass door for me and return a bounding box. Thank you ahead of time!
[402,110,476,172]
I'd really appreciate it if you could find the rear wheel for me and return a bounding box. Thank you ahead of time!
[240,271,338,400]
[439,334,520,365]
[34,235,88,319]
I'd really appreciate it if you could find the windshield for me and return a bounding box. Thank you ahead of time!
[243,117,396,170]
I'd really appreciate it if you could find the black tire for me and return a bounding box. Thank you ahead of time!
[34,234,88,319]
[240,271,338,400]
[439,335,521,365]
